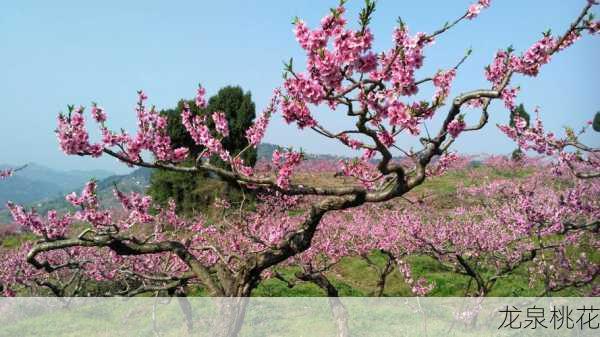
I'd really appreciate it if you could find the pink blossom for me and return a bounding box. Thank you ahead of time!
[56,106,103,157]
[0,169,13,180]
[485,50,519,87]
[433,69,456,101]
[466,0,491,20]
[500,87,519,111]
[91,104,107,123]
[196,85,207,108]
[466,4,482,20]
[387,101,420,135]
[338,159,381,188]
[272,149,303,188]
[246,89,280,147]
[181,102,230,161]
[7,203,70,239]
[212,111,229,137]
[515,35,555,77]
[377,130,395,147]
[447,117,466,138]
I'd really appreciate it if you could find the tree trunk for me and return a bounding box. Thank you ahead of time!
[328,297,350,337]
[297,271,350,337]
[211,297,249,337]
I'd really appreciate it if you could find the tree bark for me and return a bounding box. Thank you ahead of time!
[297,271,349,337]
[211,297,249,337]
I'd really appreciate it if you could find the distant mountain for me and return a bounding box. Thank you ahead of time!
[257,143,350,161]
[12,164,113,189]
[0,163,114,210]
[257,143,280,160]
[0,167,150,223]
[0,144,354,224]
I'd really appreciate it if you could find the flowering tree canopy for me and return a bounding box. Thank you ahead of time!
[1,0,598,313]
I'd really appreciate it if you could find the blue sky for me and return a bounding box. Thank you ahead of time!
[1,0,598,173]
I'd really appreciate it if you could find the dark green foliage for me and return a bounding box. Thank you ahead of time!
[148,86,257,215]
[147,168,207,214]
[593,111,600,132]
[510,104,530,161]
[162,100,206,158]
[157,85,256,164]
[206,86,257,168]
[511,148,524,161]
[509,103,530,128]
[148,167,251,215]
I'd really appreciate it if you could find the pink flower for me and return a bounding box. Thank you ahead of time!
[433,69,456,101]
[466,4,482,19]
[501,87,519,111]
[271,150,303,189]
[7,202,70,239]
[246,89,280,146]
[354,52,378,73]
[181,103,230,161]
[377,130,395,147]
[485,50,519,86]
[447,118,466,138]
[91,104,107,123]
[516,35,555,77]
[281,98,316,129]
[387,101,420,135]
[212,111,229,137]
[56,106,104,157]
[196,85,207,108]
[0,169,13,180]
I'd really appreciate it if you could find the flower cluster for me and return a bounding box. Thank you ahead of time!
[114,189,154,227]
[397,259,435,296]
[212,111,229,137]
[66,181,112,228]
[181,102,230,162]
[59,92,190,166]
[339,158,381,188]
[56,106,103,157]
[0,168,13,180]
[498,114,557,155]
[447,116,466,138]
[426,152,462,177]
[246,89,281,146]
[485,50,519,87]
[272,149,303,188]
[7,203,70,239]
[466,0,492,20]
[387,101,421,135]
[433,69,457,102]
[516,35,555,77]
[500,87,519,111]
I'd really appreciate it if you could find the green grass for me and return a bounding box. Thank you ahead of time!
[0,232,36,249]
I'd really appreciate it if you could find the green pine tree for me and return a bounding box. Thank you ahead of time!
[148,86,257,215]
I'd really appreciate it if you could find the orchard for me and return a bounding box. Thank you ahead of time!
[0,1,599,336]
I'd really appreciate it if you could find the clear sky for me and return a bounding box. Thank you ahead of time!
[1,0,598,173]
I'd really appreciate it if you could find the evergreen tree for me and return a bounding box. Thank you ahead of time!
[148,86,257,215]
[509,103,530,128]
[593,111,600,132]
[510,104,530,161]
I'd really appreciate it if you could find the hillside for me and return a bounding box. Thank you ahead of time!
[257,142,350,161]
[0,167,150,223]
[0,163,114,210]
